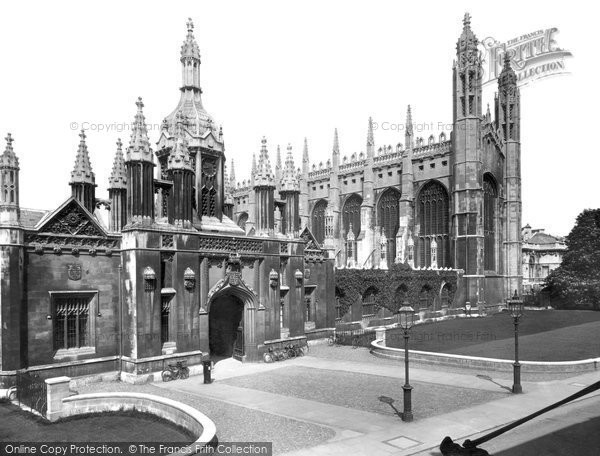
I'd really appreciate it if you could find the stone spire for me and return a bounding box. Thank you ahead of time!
[70,130,95,185]
[499,53,517,87]
[457,12,478,53]
[333,128,340,155]
[126,97,153,163]
[229,159,236,187]
[275,144,282,189]
[281,144,300,192]
[108,138,127,189]
[181,18,201,65]
[254,137,275,187]
[405,105,414,148]
[367,117,374,148]
[0,133,18,169]
[302,137,309,165]
[168,111,193,170]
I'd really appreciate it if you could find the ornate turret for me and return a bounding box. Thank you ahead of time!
[162,18,216,137]
[405,105,414,149]
[497,53,522,298]
[255,137,275,187]
[167,112,194,227]
[454,12,482,120]
[275,145,282,192]
[253,137,275,235]
[223,162,234,219]
[0,133,20,226]
[125,97,155,225]
[69,130,96,213]
[280,144,300,236]
[108,138,127,231]
[332,128,340,169]
[299,137,310,228]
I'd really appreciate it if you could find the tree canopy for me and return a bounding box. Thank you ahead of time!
[545,209,600,310]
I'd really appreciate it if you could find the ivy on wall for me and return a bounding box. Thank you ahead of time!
[335,263,459,316]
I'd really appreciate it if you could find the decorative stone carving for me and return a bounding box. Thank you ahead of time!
[162,235,174,248]
[67,263,82,281]
[269,269,279,288]
[183,267,195,290]
[143,266,156,291]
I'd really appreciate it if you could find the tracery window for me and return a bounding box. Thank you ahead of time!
[362,288,377,317]
[418,181,449,268]
[377,188,400,263]
[201,157,218,217]
[237,212,248,231]
[53,295,92,350]
[342,194,362,238]
[311,200,328,244]
[484,174,498,271]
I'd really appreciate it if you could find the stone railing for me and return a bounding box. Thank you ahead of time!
[413,140,451,157]
[339,159,367,174]
[308,168,331,179]
[373,151,400,165]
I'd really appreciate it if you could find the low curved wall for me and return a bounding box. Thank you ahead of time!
[62,392,216,455]
[370,339,600,373]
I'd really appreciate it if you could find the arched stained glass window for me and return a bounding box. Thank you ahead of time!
[377,188,401,263]
[342,194,362,238]
[418,181,449,268]
[484,174,498,271]
[311,200,328,244]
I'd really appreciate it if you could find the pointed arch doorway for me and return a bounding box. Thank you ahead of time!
[207,270,258,362]
[209,294,244,360]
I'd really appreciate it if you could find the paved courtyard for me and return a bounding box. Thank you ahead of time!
[77,346,600,455]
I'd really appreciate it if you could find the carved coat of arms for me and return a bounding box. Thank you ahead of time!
[67,263,82,281]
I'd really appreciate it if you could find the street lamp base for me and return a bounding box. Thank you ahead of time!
[512,384,523,394]
[402,411,414,422]
[402,384,413,422]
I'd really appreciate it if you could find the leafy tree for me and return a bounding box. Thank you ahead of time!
[545,209,600,310]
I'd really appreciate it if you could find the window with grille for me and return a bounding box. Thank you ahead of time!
[377,189,400,263]
[335,297,343,321]
[311,200,328,244]
[441,284,451,308]
[419,285,433,310]
[53,295,92,350]
[342,194,362,238]
[305,297,312,322]
[362,288,378,317]
[161,296,171,345]
[201,157,218,218]
[395,284,408,310]
[418,181,449,267]
[483,174,498,271]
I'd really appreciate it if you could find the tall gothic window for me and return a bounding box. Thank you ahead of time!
[378,188,400,263]
[161,297,171,346]
[201,157,218,217]
[311,199,328,244]
[484,174,498,271]
[418,181,449,268]
[342,194,362,238]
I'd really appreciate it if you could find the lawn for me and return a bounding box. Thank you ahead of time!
[0,402,194,442]
[220,366,506,419]
[386,310,600,361]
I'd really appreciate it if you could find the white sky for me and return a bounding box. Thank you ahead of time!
[0,0,597,236]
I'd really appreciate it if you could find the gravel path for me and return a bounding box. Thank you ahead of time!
[76,381,335,455]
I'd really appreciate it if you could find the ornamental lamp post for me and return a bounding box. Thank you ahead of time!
[399,302,416,422]
[507,290,524,394]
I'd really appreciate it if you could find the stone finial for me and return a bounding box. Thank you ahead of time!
[333,128,339,155]
[281,143,300,192]
[254,137,275,187]
[181,17,200,60]
[276,145,282,170]
[229,159,236,186]
[302,137,309,163]
[406,105,413,137]
[70,130,95,185]
[0,133,19,168]
[126,97,153,163]
[108,138,127,189]
[499,52,517,87]
[457,12,478,53]
[367,117,374,148]
[251,152,257,174]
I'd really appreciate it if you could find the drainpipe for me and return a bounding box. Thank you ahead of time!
[118,263,123,379]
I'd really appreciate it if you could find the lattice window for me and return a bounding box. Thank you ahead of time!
[342,194,362,238]
[54,296,91,350]
[305,297,312,322]
[161,297,171,345]
[484,174,498,271]
[311,200,328,244]
[362,288,377,317]
[378,189,400,263]
[441,284,451,308]
[418,181,449,267]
